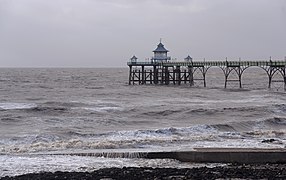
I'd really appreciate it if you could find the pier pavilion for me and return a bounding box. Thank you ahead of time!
[127,42,286,90]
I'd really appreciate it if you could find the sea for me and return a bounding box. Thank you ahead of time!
[0,67,285,177]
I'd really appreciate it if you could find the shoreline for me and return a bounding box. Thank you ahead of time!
[35,148,286,164]
[1,163,286,180]
[2,148,286,179]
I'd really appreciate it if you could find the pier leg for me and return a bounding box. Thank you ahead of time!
[176,66,181,85]
[138,70,141,84]
[268,68,273,89]
[144,68,146,84]
[224,67,229,88]
[284,76,286,91]
[284,67,286,91]
[141,66,145,84]
[173,67,176,85]
[132,70,135,85]
[178,69,181,85]
[128,66,132,85]
[238,66,242,88]
[150,70,152,84]
[153,66,158,84]
[161,68,163,84]
[203,66,206,87]
[184,69,187,84]
[165,67,170,85]
[189,66,194,86]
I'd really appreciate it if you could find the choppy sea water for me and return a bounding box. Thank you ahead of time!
[0,68,285,177]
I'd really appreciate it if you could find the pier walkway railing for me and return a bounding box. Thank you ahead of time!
[127,60,286,67]
[127,60,286,90]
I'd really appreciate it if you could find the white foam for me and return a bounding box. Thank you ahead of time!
[83,106,122,112]
[1,124,285,154]
[0,103,36,110]
[0,154,204,178]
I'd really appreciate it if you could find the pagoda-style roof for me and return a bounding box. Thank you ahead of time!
[130,55,138,60]
[153,42,169,53]
[185,55,193,61]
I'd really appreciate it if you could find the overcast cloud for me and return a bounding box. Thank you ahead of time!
[0,0,285,67]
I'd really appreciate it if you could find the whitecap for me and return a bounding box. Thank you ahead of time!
[0,103,37,110]
[83,106,121,112]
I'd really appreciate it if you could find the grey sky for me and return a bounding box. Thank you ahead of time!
[0,0,285,67]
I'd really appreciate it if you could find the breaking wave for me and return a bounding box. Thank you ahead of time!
[1,119,285,154]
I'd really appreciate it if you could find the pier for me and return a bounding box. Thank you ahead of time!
[127,42,286,90]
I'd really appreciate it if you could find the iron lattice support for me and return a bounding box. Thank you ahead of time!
[191,66,211,87]
[261,64,286,90]
[220,61,249,89]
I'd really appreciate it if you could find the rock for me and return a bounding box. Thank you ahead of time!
[1,164,286,180]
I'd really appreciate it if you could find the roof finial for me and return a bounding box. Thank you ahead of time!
[160,38,162,43]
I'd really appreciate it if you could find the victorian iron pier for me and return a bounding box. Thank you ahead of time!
[127,60,286,90]
[127,41,286,90]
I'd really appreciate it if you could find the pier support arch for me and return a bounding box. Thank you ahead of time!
[220,62,249,89]
[261,64,286,90]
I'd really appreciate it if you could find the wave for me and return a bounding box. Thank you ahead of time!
[210,117,286,132]
[0,125,219,153]
[140,109,183,117]
[1,117,285,154]
[0,100,123,115]
[264,117,286,126]
[135,105,271,119]
[27,106,69,113]
[1,131,285,154]
[0,103,37,110]
[208,117,286,145]
[0,115,23,123]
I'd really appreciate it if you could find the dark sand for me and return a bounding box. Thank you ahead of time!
[1,164,285,180]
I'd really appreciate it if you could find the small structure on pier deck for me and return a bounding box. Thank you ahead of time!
[184,55,193,62]
[130,55,138,64]
[151,41,171,62]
